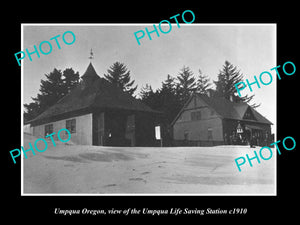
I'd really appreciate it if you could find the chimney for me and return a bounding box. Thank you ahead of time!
[229,95,233,102]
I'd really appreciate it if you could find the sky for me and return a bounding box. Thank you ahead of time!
[22,24,276,132]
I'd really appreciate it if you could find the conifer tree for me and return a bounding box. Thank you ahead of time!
[139,83,154,99]
[139,84,156,107]
[140,74,182,123]
[176,66,197,105]
[159,74,182,123]
[24,67,80,122]
[32,68,64,113]
[62,68,80,94]
[196,69,212,94]
[161,74,176,93]
[214,60,260,108]
[104,62,137,96]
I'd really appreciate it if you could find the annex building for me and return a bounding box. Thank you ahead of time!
[172,93,273,146]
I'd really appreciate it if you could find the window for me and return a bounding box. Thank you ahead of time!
[66,119,76,133]
[244,111,251,119]
[191,111,201,121]
[207,128,213,140]
[45,124,53,136]
[243,107,256,120]
[184,130,189,141]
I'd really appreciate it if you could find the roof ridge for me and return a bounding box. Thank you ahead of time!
[172,93,272,125]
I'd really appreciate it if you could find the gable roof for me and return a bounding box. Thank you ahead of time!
[28,63,159,125]
[172,93,273,125]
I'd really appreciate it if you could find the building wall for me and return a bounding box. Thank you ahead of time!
[32,113,93,145]
[173,96,223,143]
[173,117,223,141]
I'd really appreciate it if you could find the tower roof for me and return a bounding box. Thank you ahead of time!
[81,62,99,79]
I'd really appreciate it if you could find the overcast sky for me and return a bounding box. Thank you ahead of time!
[22,24,276,132]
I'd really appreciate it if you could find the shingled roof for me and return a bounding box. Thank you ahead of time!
[28,63,159,125]
[200,94,272,124]
[172,93,273,125]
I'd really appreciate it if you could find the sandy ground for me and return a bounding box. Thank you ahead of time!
[23,133,275,195]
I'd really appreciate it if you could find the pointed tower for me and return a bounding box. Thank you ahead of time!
[81,62,99,89]
[81,49,99,89]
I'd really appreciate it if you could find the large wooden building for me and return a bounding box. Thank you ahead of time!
[172,93,273,146]
[28,62,160,147]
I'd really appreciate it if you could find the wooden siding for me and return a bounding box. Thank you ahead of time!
[32,113,93,145]
[173,95,223,142]
[173,117,223,142]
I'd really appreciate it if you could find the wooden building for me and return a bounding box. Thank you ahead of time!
[28,62,160,147]
[172,93,273,146]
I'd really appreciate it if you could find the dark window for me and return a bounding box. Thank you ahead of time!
[184,130,189,140]
[66,119,76,133]
[45,124,53,136]
[243,108,256,120]
[191,111,201,121]
[208,128,213,140]
[244,111,251,119]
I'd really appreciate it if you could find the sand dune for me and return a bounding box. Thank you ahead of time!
[22,133,275,195]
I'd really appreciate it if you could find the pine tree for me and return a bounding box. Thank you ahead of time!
[24,67,80,122]
[214,61,260,108]
[161,74,176,93]
[140,74,182,123]
[104,62,137,96]
[24,102,41,123]
[176,66,197,105]
[160,74,182,123]
[196,69,212,94]
[139,84,155,105]
[62,68,80,94]
[33,68,64,110]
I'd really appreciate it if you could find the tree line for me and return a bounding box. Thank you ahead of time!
[139,61,259,125]
[24,60,259,125]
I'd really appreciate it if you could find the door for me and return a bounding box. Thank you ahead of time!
[93,112,105,146]
[125,114,135,146]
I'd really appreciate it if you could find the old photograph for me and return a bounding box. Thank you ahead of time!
[21,24,276,195]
